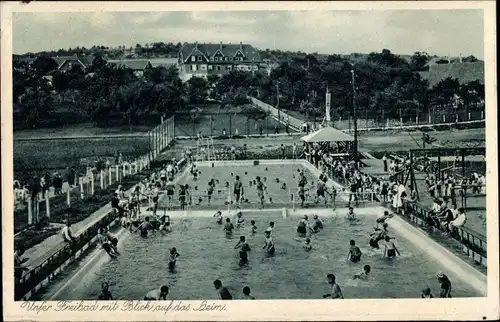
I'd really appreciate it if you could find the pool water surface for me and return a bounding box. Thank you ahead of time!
[50,210,481,300]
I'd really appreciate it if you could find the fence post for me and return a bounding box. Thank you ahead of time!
[442,114,446,123]
[27,197,33,225]
[35,196,40,224]
[134,160,138,174]
[468,112,471,120]
[100,170,105,189]
[415,116,418,125]
[66,187,71,207]
[480,111,484,119]
[428,114,431,124]
[400,117,403,128]
[116,165,119,182]
[109,167,112,185]
[90,171,95,195]
[455,114,459,123]
[80,177,84,200]
[45,190,50,220]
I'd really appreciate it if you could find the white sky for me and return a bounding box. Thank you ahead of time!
[12,10,484,58]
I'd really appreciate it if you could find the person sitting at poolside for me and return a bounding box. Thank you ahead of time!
[263,230,275,256]
[353,265,371,280]
[213,279,233,300]
[421,287,434,298]
[168,247,180,271]
[224,218,234,237]
[134,216,156,237]
[347,240,362,263]
[214,211,223,225]
[144,285,169,300]
[235,236,251,266]
[447,208,467,235]
[98,282,114,300]
[383,235,400,258]
[98,228,119,257]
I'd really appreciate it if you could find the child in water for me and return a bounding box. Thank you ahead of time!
[383,235,401,258]
[353,265,371,280]
[224,218,235,237]
[235,236,251,266]
[303,238,312,251]
[263,230,275,256]
[236,209,245,228]
[250,220,257,235]
[214,211,223,225]
[134,216,156,237]
[347,240,362,263]
[168,247,180,271]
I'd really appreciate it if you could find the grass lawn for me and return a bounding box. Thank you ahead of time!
[14,135,150,181]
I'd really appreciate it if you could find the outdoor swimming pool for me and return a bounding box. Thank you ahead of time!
[46,208,483,300]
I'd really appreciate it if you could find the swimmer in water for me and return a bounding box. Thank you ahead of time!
[353,265,371,280]
[421,287,434,298]
[159,215,171,232]
[296,215,308,236]
[134,216,156,237]
[224,218,235,237]
[168,247,180,271]
[236,210,245,228]
[263,230,275,256]
[281,182,287,190]
[347,240,362,263]
[242,286,255,299]
[213,279,233,300]
[312,214,323,233]
[235,236,251,266]
[323,274,344,299]
[104,228,120,255]
[98,282,114,300]
[144,285,169,300]
[303,238,312,251]
[383,235,400,258]
[250,220,257,235]
[265,221,275,236]
[298,185,308,207]
[437,272,452,298]
[375,210,394,228]
[255,176,265,209]
[214,211,223,225]
[347,207,356,221]
[207,181,214,205]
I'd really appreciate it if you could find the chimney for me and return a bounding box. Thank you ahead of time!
[220,41,223,50]
[195,41,198,49]
[240,41,243,50]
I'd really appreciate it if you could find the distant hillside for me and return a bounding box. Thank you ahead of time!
[419,61,484,87]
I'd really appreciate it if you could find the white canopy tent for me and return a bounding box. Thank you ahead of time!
[300,126,354,143]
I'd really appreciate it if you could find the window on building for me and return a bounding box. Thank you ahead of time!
[227,65,232,71]
[201,65,207,70]
[191,64,197,71]
[224,57,228,61]
[229,57,233,61]
[197,56,202,62]
[210,57,214,61]
[191,56,196,62]
[253,66,258,71]
[208,65,213,70]
[247,66,252,71]
[215,57,219,61]
[216,65,221,71]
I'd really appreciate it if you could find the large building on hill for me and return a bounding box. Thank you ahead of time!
[177,42,263,81]
[419,61,484,88]
[52,54,95,72]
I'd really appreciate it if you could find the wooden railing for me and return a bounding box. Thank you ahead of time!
[401,201,487,267]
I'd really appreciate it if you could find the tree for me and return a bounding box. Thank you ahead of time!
[18,81,55,127]
[51,71,70,101]
[240,104,270,121]
[32,56,58,76]
[187,76,208,105]
[410,51,430,71]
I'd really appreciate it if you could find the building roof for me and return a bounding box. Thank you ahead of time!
[418,61,484,87]
[148,58,178,68]
[301,126,354,143]
[180,42,261,62]
[51,54,94,69]
[108,59,152,70]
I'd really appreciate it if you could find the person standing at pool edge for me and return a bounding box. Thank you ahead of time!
[323,274,344,299]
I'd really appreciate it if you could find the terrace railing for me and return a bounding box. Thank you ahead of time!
[401,201,487,267]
